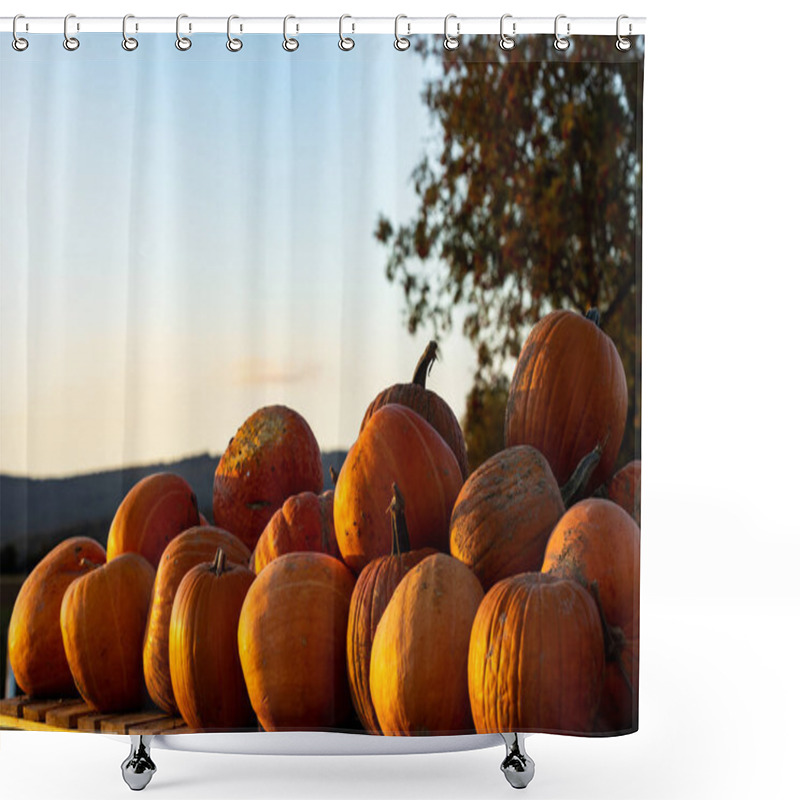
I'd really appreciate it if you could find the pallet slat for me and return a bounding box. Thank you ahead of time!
[100,711,172,735]
[3,694,189,734]
[0,713,58,732]
[129,717,188,735]
[23,698,85,723]
[45,701,95,728]
[0,696,33,719]
[77,712,122,732]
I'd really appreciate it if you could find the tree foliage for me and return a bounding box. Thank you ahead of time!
[376,36,643,468]
[461,374,509,474]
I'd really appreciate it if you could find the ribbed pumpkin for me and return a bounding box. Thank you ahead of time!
[213,405,324,551]
[449,446,565,590]
[607,460,641,526]
[106,472,200,568]
[252,490,338,574]
[334,404,463,573]
[504,309,628,493]
[238,552,355,730]
[7,537,106,697]
[542,498,640,732]
[170,549,256,730]
[370,553,484,735]
[60,553,155,712]
[143,526,252,714]
[361,341,469,479]
[468,572,605,733]
[347,485,436,732]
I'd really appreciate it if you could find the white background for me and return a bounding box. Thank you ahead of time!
[2,1,798,799]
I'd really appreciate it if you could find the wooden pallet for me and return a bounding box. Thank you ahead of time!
[0,695,188,734]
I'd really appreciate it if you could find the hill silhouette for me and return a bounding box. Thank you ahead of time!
[0,451,348,572]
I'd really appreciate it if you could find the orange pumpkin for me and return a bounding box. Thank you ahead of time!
[504,309,628,493]
[7,537,106,697]
[468,572,605,733]
[334,404,463,573]
[60,553,155,712]
[143,526,252,714]
[361,341,469,479]
[213,405,324,551]
[251,490,338,573]
[607,460,641,526]
[370,553,484,735]
[170,549,256,730]
[542,498,640,732]
[106,472,200,568]
[347,485,436,732]
[238,552,355,730]
[449,446,564,590]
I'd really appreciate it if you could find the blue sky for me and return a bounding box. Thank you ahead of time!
[0,34,477,476]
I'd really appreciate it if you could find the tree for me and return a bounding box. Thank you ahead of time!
[376,36,643,469]
[461,374,509,473]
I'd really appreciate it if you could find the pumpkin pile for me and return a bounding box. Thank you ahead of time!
[7,314,640,735]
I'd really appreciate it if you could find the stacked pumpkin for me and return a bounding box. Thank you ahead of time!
[8,472,204,713]
[7,311,640,737]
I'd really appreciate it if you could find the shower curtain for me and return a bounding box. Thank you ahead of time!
[1,27,643,739]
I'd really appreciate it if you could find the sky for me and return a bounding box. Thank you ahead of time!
[0,33,478,477]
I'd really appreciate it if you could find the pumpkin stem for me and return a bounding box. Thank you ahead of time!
[329,465,339,487]
[589,580,633,694]
[387,483,411,556]
[212,547,227,576]
[585,308,601,326]
[411,341,439,389]
[560,442,603,506]
[79,558,101,571]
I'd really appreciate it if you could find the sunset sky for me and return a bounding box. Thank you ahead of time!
[0,34,477,477]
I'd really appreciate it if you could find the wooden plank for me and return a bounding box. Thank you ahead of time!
[100,711,171,735]
[46,701,95,729]
[77,712,119,732]
[129,717,187,735]
[23,698,85,723]
[0,696,34,719]
[0,713,59,732]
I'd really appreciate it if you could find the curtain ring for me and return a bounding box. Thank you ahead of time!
[12,15,29,51]
[176,14,192,51]
[122,14,138,51]
[499,14,516,51]
[443,14,459,51]
[63,13,80,51]
[553,14,570,51]
[282,15,299,51]
[394,14,410,51]
[616,15,632,51]
[339,14,355,51]
[226,15,243,51]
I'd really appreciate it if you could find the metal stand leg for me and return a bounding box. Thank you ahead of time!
[500,733,535,789]
[121,735,156,791]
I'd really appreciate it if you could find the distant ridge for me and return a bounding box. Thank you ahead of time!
[0,451,348,569]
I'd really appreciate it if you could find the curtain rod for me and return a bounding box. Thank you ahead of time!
[1,16,646,37]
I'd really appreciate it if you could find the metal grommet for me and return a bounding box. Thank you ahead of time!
[499,13,516,51]
[394,14,410,51]
[282,15,299,51]
[616,15,632,51]
[122,14,138,51]
[12,14,29,51]
[554,14,570,52]
[443,14,459,51]
[63,13,80,51]
[226,15,243,51]
[339,14,355,51]
[176,14,192,51]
